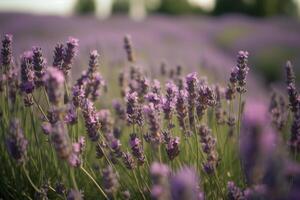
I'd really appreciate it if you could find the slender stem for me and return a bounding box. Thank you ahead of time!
[22,165,40,193]
[80,166,109,200]
[237,93,242,137]
[132,170,146,200]
[30,107,44,179]
[32,95,49,121]
[70,168,78,190]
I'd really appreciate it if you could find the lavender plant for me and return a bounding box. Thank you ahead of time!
[1,33,300,200]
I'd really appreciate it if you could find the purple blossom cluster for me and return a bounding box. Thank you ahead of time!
[3,32,300,200]
[6,118,28,164]
[198,124,219,174]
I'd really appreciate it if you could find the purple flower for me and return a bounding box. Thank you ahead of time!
[7,62,19,104]
[81,98,100,141]
[225,68,238,101]
[72,84,85,107]
[20,51,35,94]
[62,37,79,76]
[41,122,52,135]
[143,103,162,145]
[162,81,178,124]
[65,103,78,125]
[6,119,28,164]
[196,83,215,120]
[1,34,13,68]
[285,60,296,86]
[198,124,218,174]
[186,72,198,127]
[110,138,122,158]
[215,85,226,124]
[68,153,81,168]
[67,189,83,200]
[269,92,288,131]
[124,34,134,63]
[241,102,279,184]
[125,91,143,125]
[122,152,136,170]
[97,109,113,134]
[32,46,47,87]
[51,121,72,159]
[122,190,131,200]
[175,89,188,134]
[112,99,126,120]
[129,133,145,165]
[289,110,300,153]
[102,165,119,196]
[171,167,203,200]
[152,79,161,95]
[287,83,299,114]
[44,67,65,106]
[145,92,161,110]
[88,50,99,73]
[227,181,245,200]
[236,50,249,93]
[53,43,64,70]
[166,136,180,160]
[150,162,170,200]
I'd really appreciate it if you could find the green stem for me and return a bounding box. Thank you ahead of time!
[32,95,49,122]
[237,93,242,137]
[22,165,40,193]
[132,170,146,200]
[70,167,78,190]
[80,166,109,200]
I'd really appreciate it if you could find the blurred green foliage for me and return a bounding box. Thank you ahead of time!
[156,0,204,15]
[214,0,297,17]
[252,46,300,84]
[75,0,96,15]
[74,0,298,17]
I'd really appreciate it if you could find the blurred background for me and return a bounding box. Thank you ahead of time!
[0,0,299,92]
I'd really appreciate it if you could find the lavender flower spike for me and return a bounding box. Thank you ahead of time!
[175,89,188,134]
[285,60,296,86]
[125,91,143,125]
[53,43,64,70]
[122,152,136,170]
[150,162,170,200]
[6,118,28,164]
[81,98,100,141]
[143,103,162,145]
[62,37,79,76]
[32,46,47,87]
[227,181,245,200]
[186,72,198,127]
[198,124,219,174]
[124,34,135,63]
[20,51,35,106]
[166,136,180,160]
[20,51,35,94]
[171,167,204,200]
[44,67,65,106]
[67,189,84,200]
[102,165,119,197]
[51,121,72,159]
[1,34,13,69]
[129,133,145,165]
[236,50,249,94]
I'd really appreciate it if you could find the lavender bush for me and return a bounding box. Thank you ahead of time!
[0,33,300,200]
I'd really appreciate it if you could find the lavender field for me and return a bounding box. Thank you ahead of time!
[1,13,300,200]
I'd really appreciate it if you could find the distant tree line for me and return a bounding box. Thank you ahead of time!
[214,0,298,17]
[75,0,298,17]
